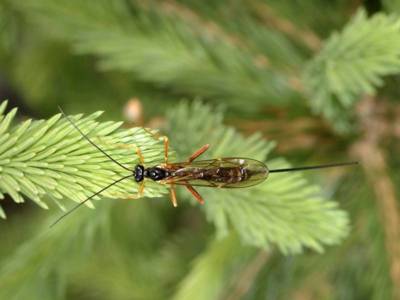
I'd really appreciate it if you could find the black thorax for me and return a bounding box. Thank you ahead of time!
[134,165,169,182]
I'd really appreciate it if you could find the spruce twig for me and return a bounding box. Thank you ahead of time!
[13,0,301,110]
[0,100,353,299]
[304,9,400,132]
[166,101,350,253]
[0,100,167,217]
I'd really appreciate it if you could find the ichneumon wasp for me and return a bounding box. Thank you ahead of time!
[51,108,358,227]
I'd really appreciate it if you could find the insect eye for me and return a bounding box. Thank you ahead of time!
[134,165,144,182]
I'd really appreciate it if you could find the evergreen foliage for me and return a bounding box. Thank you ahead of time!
[10,0,301,111]
[0,100,348,250]
[166,102,348,253]
[0,202,112,300]
[304,9,400,131]
[0,100,167,216]
[0,99,350,299]
[0,1,398,299]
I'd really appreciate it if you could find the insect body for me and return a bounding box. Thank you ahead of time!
[51,108,358,227]
[160,158,268,188]
[131,138,274,207]
[132,139,356,207]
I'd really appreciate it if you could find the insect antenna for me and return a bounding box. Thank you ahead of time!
[269,161,358,173]
[58,106,131,172]
[50,174,132,227]
[51,107,135,227]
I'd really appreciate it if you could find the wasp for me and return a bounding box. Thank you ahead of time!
[51,108,358,226]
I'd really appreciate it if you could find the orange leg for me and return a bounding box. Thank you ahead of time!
[170,185,178,207]
[137,181,145,197]
[188,144,210,163]
[136,146,145,165]
[116,181,144,200]
[185,185,205,205]
[142,127,170,165]
[143,127,164,141]
[164,136,169,165]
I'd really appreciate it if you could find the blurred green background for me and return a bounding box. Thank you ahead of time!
[1,0,400,299]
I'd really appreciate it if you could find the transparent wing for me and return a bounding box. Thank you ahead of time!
[163,158,268,188]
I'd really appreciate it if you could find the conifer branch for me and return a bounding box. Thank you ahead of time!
[303,9,400,132]
[166,101,350,253]
[0,100,167,217]
[13,0,301,110]
[0,2,397,298]
[0,100,352,298]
